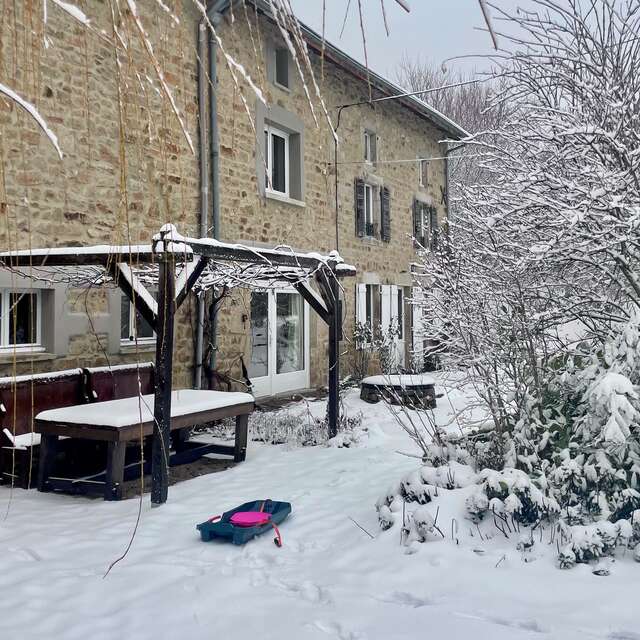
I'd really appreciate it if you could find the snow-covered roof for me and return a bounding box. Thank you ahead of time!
[210,0,468,140]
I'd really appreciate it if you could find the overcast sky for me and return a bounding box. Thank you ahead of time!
[288,0,503,84]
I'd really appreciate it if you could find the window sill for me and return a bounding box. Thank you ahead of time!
[273,81,291,93]
[0,351,57,364]
[360,235,382,245]
[119,342,156,354]
[265,190,305,208]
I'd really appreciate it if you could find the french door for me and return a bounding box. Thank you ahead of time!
[247,289,310,397]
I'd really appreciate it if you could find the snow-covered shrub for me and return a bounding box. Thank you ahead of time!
[558,520,632,568]
[249,407,365,448]
[466,468,560,526]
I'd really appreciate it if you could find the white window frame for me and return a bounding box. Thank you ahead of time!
[265,125,290,197]
[274,47,290,90]
[364,130,375,163]
[419,159,429,187]
[121,297,155,346]
[0,288,43,352]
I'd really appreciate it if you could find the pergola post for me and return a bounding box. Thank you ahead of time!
[327,270,340,439]
[151,251,176,506]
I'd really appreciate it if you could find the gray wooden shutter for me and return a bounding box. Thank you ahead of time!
[355,178,365,237]
[412,199,422,245]
[380,187,391,242]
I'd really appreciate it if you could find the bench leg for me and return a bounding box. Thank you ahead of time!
[37,434,59,492]
[105,442,126,501]
[234,414,249,462]
[171,428,190,453]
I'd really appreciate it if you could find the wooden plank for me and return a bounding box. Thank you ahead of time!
[294,281,330,325]
[110,262,158,333]
[327,273,340,439]
[151,256,176,506]
[0,246,159,267]
[175,256,209,308]
[34,401,255,442]
[37,434,59,492]
[104,441,126,500]
[234,413,249,462]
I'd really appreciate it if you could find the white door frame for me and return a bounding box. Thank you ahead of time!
[250,288,310,398]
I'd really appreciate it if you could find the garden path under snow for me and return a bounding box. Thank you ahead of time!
[0,375,638,640]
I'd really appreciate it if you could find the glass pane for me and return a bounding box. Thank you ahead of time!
[121,296,131,340]
[249,291,269,378]
[272,133,286,193]
[264,129,269,187]
[9,292,37,345]
[397,289,404,339]
[276,292,304,374]
[135,307,154,339]
[275,48,289,87]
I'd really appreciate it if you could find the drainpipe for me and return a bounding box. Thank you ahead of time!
[208,13,221,372]
[194,20,209,390]
[194,8,222,389]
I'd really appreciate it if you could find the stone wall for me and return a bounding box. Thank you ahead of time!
[212,11,449,389]
[0,0,200,385]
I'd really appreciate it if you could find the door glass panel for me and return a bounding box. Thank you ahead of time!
[249,291,269,378]
[276,292,304,374]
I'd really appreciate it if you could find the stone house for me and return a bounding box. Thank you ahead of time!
[0,0,466,398]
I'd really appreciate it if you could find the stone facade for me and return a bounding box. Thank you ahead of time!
[0,2,456,393]
[212,10,452,391]
[0,0,201,386]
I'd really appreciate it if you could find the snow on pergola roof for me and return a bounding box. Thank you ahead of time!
[0,227,355,276]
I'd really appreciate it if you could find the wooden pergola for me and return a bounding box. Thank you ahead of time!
[0,225,355,505]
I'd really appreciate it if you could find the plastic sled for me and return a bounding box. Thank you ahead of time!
[197,499,291,546]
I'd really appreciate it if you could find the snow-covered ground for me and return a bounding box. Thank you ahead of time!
[1,375,638,640]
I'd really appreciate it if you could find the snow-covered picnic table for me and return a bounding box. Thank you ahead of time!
[35,389,255,500]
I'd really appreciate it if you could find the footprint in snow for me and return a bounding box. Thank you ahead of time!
[308,620,366,640]
[273,578,333,605]
[487,615,547,634]
[379,591,434,608]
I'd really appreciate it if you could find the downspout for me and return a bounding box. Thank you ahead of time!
[194,19,209,389]
[208,12,221,372]
[194,7,222,389]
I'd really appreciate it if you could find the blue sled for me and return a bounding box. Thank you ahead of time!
[197,499,292,545]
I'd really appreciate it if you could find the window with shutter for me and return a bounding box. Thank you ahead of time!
[380,187,391,242]
[354,178,366,237]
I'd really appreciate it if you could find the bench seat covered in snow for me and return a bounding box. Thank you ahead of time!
[360,374,437,408]
[35,389,254,500]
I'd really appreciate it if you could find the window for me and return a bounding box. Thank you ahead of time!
[0,289,42,351]
[120,296,154,344]
[364,184,375,236]
[419,159,429,187]
[413,200,439,251]
[365,284,381,331]
[274,48,290,89]
[364,130,377,163]
[265,125,290,196]
[397,287,404,340]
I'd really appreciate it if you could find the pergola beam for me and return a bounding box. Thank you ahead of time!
[0,245,169,267]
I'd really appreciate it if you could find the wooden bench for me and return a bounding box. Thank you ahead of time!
[0,368,86,488]
[1,363,254,496]
[36,389,254,500]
